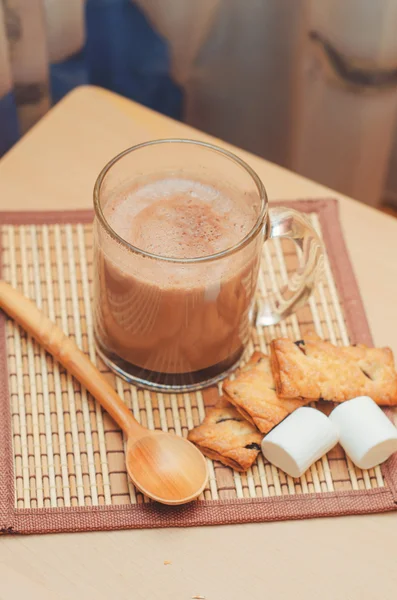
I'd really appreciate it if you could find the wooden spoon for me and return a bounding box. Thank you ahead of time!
[0,281,208,505]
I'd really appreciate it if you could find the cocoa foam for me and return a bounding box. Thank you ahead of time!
[104,178,256,259]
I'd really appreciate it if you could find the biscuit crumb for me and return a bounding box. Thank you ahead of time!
[192,596,206,599]
[164,560,172,565]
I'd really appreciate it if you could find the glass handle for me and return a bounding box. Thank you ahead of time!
[257,207,324,326]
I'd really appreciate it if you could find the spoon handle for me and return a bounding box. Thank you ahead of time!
[0,281,143,437]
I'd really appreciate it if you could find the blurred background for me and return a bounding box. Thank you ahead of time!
[1,0,397,210]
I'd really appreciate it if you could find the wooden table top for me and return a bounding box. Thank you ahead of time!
[0,86,396,600]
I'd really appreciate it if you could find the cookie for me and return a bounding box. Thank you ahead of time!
[223,352,307,433]
[187,397,262,471]
[270,337,397,406]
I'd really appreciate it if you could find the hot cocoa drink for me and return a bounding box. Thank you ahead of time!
[93,177,261,387]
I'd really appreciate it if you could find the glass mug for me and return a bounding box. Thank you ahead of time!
[93,139,323,391]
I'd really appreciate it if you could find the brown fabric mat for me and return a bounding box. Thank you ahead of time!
[0,199,396,535]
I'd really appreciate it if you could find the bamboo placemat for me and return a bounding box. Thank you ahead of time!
[1,199,396,535]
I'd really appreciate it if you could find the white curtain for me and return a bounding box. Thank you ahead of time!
[292,0,397,207]
[0,0,84,134]
[1,0,397,208]
[134,0,303,168]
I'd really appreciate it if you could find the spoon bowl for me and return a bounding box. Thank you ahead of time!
[126,431,208,504]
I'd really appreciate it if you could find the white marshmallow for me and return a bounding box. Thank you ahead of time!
[329,396,397,470]
[261,407,339,478]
